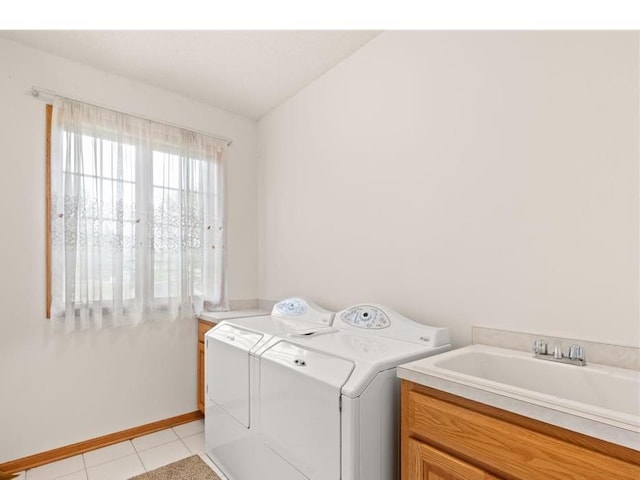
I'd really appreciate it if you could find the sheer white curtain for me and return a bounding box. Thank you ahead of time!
[50,98,227,331]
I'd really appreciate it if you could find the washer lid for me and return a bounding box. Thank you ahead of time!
[279,328,451,398]
[208,297,335,350]
[213,315,336,342]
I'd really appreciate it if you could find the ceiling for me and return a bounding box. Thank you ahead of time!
[0,30,380,118]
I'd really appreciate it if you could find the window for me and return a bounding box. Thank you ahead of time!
[47,99,227,330]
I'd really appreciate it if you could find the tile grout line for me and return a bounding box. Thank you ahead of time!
[130,439,148,472]
[172,426,194,454]
[24,455,87,480]
[178,437,192,455]
[131,429,187,471]
[83,440,138,474]
[81,451,88,479]
[173,426,197,461]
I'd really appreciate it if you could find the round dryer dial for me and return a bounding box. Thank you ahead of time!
[275,298,308,316]
[340,305,390,329]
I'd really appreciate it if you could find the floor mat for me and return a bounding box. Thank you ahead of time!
[129,455,221,480]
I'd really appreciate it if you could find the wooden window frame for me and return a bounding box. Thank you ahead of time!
[46,104,52,319]
[44,104,216,319]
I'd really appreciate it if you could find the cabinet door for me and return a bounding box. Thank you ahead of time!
[197,341,205,413]
[407,438,500,480]
[197,320,215,414]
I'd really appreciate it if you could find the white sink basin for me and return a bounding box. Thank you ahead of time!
[398,344,640,450]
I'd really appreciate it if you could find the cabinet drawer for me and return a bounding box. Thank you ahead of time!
[407,438,500,480]
[405,389,639,480]
[198,319,216,343]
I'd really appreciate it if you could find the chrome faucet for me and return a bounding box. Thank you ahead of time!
[532,339,586,366]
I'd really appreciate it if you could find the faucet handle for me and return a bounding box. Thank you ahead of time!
[568,345,585,361]
[533,339,547,354]
[553,344,563,359]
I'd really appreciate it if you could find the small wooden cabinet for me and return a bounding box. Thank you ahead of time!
[401,380,640,480]
[197,319,216,413]
[407,438,499,480]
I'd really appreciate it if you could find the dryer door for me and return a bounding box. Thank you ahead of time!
[259,341,354,480]
[207,324,263,428]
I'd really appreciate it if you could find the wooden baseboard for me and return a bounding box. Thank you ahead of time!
[0,411,203,474]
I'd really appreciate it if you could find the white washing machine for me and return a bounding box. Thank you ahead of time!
[204,298,336,479]
[205,301,451,480]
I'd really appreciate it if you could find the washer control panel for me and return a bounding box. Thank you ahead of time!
[340,305,390,329]
[275,298,308,316]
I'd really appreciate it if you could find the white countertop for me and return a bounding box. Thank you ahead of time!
[198,309,269,322]
[398,345,640,451]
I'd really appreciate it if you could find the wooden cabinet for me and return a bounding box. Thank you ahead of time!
[197,319,216,413]
[407,438,500,480]
[401,380,640,480]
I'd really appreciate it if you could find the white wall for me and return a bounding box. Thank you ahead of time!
[2,30,638,464]
[0,38,258,462]
[258,31,639,349]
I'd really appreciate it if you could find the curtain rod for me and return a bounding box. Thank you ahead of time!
[30,86,234,147]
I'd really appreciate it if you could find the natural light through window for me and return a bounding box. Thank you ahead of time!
[48,99,227,331]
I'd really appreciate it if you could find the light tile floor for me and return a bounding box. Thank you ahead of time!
[17,420,228,480]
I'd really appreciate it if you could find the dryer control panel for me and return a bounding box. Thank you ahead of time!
[337,303,451,347]
[340,305,390,329]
